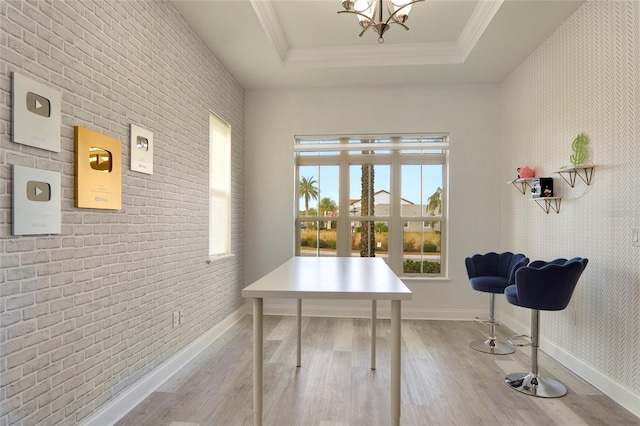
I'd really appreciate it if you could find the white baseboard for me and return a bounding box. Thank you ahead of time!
[501,312,640,420]
[81,307,246,426]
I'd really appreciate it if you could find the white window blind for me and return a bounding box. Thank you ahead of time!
[209,113,231,257]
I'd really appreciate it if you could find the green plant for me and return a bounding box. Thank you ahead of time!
[403,260,441,274]
[374,223,388,233]
[422,243,438,252]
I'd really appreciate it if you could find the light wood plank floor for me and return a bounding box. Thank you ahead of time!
[117,316,639,426]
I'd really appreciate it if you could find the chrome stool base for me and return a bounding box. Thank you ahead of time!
[470,339,515,355]
[505,372,567,397]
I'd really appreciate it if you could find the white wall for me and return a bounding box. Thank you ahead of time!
[500,1,640,417]
[245,84,503,318]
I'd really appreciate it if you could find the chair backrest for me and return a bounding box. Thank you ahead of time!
[514,258,588,311]
[465,252,529,284]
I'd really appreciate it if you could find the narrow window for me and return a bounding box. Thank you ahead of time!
[209,113,231,257]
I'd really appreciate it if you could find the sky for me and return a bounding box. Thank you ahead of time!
[299,164,442,212]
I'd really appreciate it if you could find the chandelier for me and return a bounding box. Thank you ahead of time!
[339,0,424,43]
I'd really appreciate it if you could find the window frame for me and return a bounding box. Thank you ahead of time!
[294,134,448,278]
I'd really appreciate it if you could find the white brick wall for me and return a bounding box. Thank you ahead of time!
[0,1,245,424]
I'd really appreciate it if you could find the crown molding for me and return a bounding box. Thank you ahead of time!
[252,0,503,69]
[250,0,289,60]
[285,42,465,68]
[458,0,504,61]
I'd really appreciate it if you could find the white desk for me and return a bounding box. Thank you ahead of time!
[241,257,412,426]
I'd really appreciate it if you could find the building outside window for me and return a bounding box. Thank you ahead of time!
[295,135,448,277]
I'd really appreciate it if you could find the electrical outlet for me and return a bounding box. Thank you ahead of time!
[172,311,179,328]
[632,229,640,247]
[179,310,185,325]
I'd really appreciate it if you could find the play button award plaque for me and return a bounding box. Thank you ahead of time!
[75,126,122,210]
[11,72,61,152]
[13,165,61,235]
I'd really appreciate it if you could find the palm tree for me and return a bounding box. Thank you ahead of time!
[318,197,337,216]
[427,187,442,215]
[360,160,375,257]
[299,176,319,218]
[425,187,443,230]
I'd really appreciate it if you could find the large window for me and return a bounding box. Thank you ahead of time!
[209,113,231,257]
[295,135,448,277]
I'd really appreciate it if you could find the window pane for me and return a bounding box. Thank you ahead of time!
[299,221,337,257]
[402,221,441,274]
[209,113,230,256]
[350,220,388,258]
[349,164,390,217]
[401,164,443,217]
[297,138,340,156]
[299,165,339,218]
[401,164,422,217]
[422,165,443,218]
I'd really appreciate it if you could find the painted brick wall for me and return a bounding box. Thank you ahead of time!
[501,0,639,403]
[0,1,245,424]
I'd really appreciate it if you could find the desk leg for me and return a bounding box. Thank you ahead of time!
[391,299,401,426]
[297,298,302,367]
[253,298,263,426]
[371,299,377,370]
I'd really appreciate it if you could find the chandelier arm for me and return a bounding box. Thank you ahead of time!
[359,26,372,37]
[384,0,424,25]
[388,21,409,31]
[337,10,376,27]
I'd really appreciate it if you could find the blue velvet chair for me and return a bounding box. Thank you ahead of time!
[504,257,588,397]
[465,252,529,354]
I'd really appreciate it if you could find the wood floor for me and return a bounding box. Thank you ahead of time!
[117,315,639,426]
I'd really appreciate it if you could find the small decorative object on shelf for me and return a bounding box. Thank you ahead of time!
[530,197,562,214]
[517,166,535,179]
[570,133,589,166]
[508,166,536,194]
[531,177,553,198]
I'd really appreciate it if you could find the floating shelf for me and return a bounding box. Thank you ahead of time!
[553,165,595,187]
[507,178,535,195]
[509,164,594,215]
[530,197,562,214]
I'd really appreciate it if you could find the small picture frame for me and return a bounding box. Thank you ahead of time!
[130,124,153,175]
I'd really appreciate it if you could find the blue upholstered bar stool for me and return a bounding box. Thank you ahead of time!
[504,257,588,397]
[465,252,529,354]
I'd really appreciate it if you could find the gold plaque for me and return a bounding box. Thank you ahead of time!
[75,126,122,209]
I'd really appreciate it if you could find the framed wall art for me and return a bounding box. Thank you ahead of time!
[74,126,122,210]
[130,124,153,174]
[12,72,61,152]
[13,165,61,235]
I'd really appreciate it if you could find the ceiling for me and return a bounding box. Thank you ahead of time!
[169,0,583,90]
